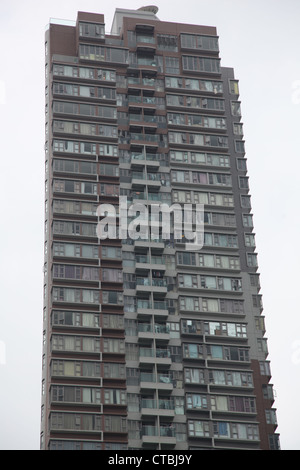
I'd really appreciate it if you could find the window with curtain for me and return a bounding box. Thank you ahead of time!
[215,422,229,437]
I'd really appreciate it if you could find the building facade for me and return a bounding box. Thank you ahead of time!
[41,6,280,450]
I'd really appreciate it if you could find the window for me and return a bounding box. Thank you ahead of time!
[178,274,198,288]
[99,144,118,156]
[234,123,243,135]
[269,434,280,450]
[102,315,123,333]
[239,176,249,189]
[79,45,129,65]
[52,311,99,329]
[188,420,210,437]
[259,361,271,376]
[204,232,238,248]
[235,140,245,153]
[237,158,247,171]
[182,56,220,74]
[247,253,258,267]
[104,389,126,405]
[51,360,100,378]
[53,264,99,281]
[174,397,185,414]
[179,296,200,311]
[53,139,97,155]
[52,335,100,353]
[103,363,126,379]
[184,368,205,384]
[181,34,219,52]
[103,338,125,354]
[98,87,116,100]
[165,56,180,74]
[104,416,127,433]
[183,343,203,359]
[50,412,101,432]
[100,183,119,197]
[102,268,123,283]
[101,246,121,259]
[229,80,239,95]
[241,195,251,208]
[242,214,253,227]
[177,252,196,266]
[100,163,119,177]
[157,35,178,51]
[186,394,208,410]
[79,22,105,39]
[245,233,256,247]
[209,369,253,388]
[52,287,99,304]
[231,101,241,116]
[102,291,123,305]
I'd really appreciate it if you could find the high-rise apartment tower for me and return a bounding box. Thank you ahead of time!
[41,6,280,450]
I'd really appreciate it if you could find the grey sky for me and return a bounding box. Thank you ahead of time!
[0,0,299,450]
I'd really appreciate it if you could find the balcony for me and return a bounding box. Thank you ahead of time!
[130,133,160,149]
[128,95,157,107]
[138,322,170,342]
[139,347,172,366]
[141,425,176,446]
[134,237,165,251]
[130,113,158,127]
[140,372,174,392]
[135,254,151,270]
[136,35,156,53]
[136,298,169,319]
[135,255,165,271]
[130,152,160,169]
[136,277,168,294]
[128,76,163,91]
[140,398,175,418]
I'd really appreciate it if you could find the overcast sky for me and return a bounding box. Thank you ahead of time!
[0,0,299,450]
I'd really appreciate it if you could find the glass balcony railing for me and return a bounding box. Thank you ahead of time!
[147,192,163,201]
[141,425,176,438]
[138,323,170,334]
[128,95,157,105]
[141,398,157,409]
[142,425,158,437]
[127,299,169,313]
[130,152,162,162]
[154,300,168,310]
[137,299,151,309]
[135,255,150,264]
[129,114,157,123]
[131,191,146,200]
[137,58,158,67]
[138,323,152,333]
[151,256,165,264]
[160,426,175,437]
[159,399,174,410]
[156,348,171,358]
[140,372,173,385]
[128,77,156,86]
[141,399,174,410]
[140,372,155,382]
[139,347,154,357]
[130,133,160,142]
[135,255,165,264]
[131,171,146,180]
[136,35,156,44]
[128,191,171,203]
[139,348,170,358]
